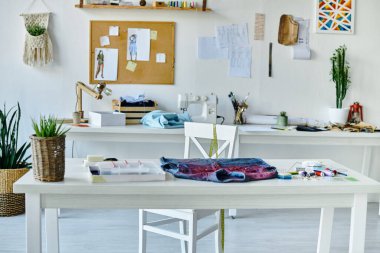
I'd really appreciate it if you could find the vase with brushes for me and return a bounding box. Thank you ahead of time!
[329,45,351,125]
[31,116,69,182]
[229,92,249,125]
[0,104,31,216]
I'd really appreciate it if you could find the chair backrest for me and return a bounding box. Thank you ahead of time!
[184,122,237,159]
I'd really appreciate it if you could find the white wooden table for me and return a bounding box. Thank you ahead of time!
[67,124,380,217]
[14,159,380,253]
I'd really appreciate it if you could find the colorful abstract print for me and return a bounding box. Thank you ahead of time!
[318,0,354,33]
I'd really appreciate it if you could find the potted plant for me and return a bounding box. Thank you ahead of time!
[31,116,69,182]
[0,104,31,216]
[329,45,351,124]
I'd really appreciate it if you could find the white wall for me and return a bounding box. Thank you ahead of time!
[1,0,380,183]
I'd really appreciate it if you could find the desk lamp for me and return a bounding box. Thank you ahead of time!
[75,81,112,121]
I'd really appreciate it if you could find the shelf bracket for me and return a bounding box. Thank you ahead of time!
[79,0,83,8]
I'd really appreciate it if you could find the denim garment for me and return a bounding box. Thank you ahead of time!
[160,157,278,183]
[141,110,191,129]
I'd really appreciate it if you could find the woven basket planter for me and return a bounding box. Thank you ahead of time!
[31,135,66,182]
[0,168,29,216]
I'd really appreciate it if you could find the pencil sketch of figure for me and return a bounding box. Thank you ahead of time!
[129,34,137,61]
[95,50,104,79]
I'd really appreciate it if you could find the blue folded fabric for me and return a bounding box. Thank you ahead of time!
[141,110,191,129]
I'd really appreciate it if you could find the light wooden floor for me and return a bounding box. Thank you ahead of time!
[1,204,380,253]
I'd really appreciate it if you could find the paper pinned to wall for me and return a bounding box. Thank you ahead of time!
[229,46,252,78]
[126,61,137,72]
[150,30,158,40]
[254,13,265,40]
[94,48,118,81]
[292,45,311,60]
[216,23,249,48]
[198,37,228,60]
[100,36,110,47]
[127,28,151,61]
[292,18,311,60]
[156,53,166,63]
[109,26,119,36]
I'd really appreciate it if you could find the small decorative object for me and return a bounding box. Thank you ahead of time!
[348,102,363,124]
[278,15,299,46]
[140,0,146,6]
[153,1,166,7]
[21,12,53,66]
[328,45,351,125]
[75,81,112,120]
[316,0,355,34]
[277,111,288,127]
[72,111,81,125]
[0,104,31,216]
[31,116,70,182]
[229,92,249,125]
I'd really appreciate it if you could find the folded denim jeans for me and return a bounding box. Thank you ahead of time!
[160,157,278,183]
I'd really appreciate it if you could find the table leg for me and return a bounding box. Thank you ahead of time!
[46,208,60,253]
[317,207,334,253]
[361,146,372,176]
[26,193,42,253]
[349,194,368,253]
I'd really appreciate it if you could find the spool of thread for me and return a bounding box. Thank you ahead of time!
[298,171,307,177]
[315,171,325,177]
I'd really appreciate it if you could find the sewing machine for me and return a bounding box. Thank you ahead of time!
[178,93,218,124]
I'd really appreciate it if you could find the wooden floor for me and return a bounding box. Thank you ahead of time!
[1,204,380,253]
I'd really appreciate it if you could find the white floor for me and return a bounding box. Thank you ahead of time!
[1,204,380,253]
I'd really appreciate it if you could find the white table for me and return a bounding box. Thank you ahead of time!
[66,125,380,217]
[14,159,380,253]
[66,124,380,176]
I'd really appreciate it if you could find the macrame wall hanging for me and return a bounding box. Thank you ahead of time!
[21,0,53,67]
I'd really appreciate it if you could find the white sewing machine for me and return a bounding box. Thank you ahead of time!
[178,93,218,124]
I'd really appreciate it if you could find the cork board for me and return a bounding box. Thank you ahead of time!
[90,21,175,85]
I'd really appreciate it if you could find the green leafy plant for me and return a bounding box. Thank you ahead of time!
[27,24,46,36]
[330,45,351,109]
[32,116,69,138]
[0,104,31,169]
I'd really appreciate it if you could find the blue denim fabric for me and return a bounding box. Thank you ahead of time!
[140,110,191,129]
[160,157,278,183]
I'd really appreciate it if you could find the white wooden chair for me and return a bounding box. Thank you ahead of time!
[139,122,238,253]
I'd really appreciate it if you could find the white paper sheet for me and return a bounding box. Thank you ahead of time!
[109,26,119,36]
[229,46,252,78]
[156,53,166,63]
[198,37,228,60]
[100,36,110,47]
[127,28,151,62]
[292,18,311,60]
[94,48,118,81]
[216,23,249,48]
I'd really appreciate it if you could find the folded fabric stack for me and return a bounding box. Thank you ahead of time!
[160,157,278,183]
[141,110,191,129]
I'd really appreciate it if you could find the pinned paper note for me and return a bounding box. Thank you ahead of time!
[127,28,151,61]
[126,61,137,72]
[156,53,166,63]
[150,30,158,40]
[198,37,228,60]
[109,26,119,36]
[100,36,110,47]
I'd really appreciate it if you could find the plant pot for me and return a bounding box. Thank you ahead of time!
[30,135,66,182]
[0,168,29,216]
[328,108,349,125]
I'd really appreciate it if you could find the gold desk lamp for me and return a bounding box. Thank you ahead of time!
[73,81,112,124]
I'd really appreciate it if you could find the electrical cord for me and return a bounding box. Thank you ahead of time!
[217,115,225,125]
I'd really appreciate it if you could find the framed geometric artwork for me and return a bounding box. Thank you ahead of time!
[315,0,355,34]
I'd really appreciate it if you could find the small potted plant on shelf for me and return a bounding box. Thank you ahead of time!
[31,116,69,182]
[0,104,31,216]
[329,45,351,125]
